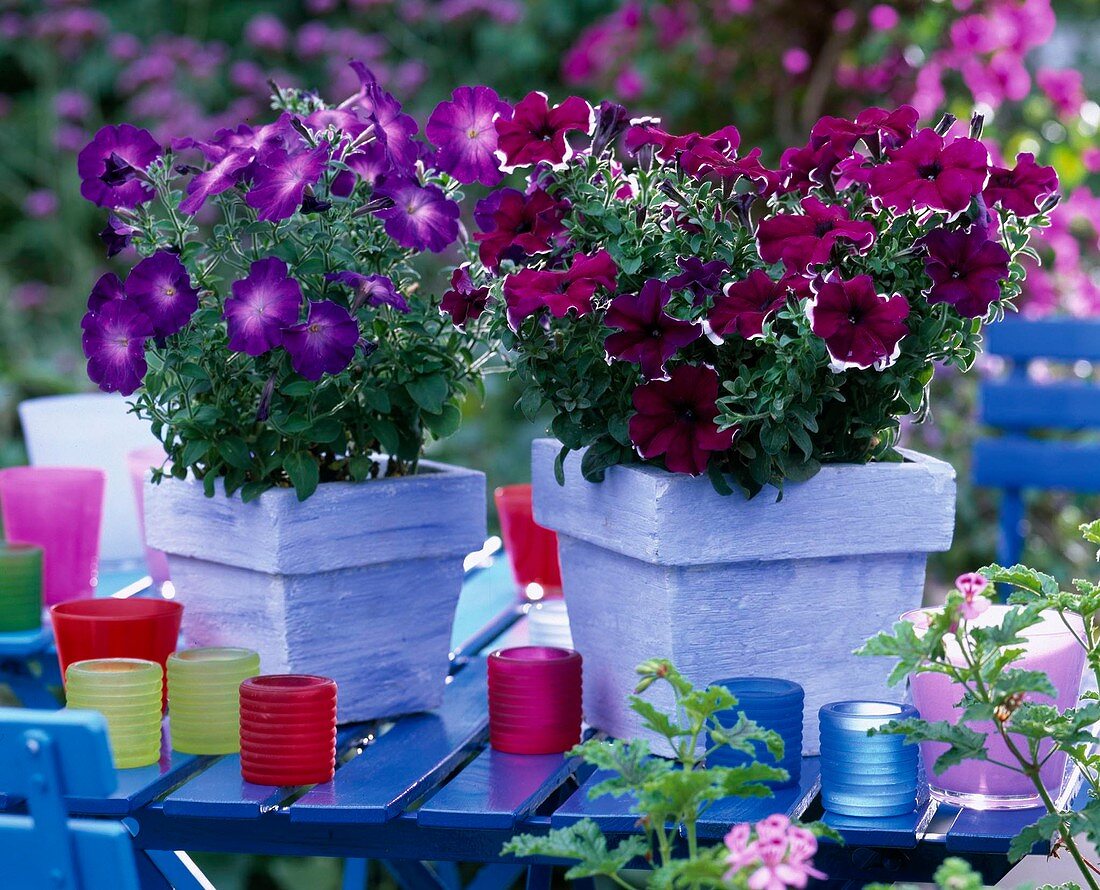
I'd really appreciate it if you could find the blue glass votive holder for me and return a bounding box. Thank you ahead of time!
[707,677,804,788]
[819,701,921,818]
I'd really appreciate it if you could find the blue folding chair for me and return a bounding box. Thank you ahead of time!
[973,317,1100,567]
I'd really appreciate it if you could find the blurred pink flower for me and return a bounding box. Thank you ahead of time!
[107,32,141,61]
[1036,68,1086,118]
[54,89,89,121]
[834,8,857,31]
[782,48,811,76]
[962,52,1030,107]
[24,190,59,219]
[244,13,288,53]
[296,22,330,58]
[1084,148,1100,174]
[728,0,753,11]
[13,282,50,310]
[615,67,645,101]
[869,4,900,31]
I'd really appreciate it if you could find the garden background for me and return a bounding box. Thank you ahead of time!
[0,2,1098,883]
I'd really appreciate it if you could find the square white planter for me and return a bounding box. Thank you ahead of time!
[531,439,955,755]
[145,461,486,724]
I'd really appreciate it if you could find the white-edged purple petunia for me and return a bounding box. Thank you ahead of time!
[325,272,409,312]
[245,142,331,222]
[373,178,461,253]
[124,250,199,338]
[224,257,303,356]
[77,124,161,209]
[427,86,510,186]
[81,299,154,396]
[283,300,360,380]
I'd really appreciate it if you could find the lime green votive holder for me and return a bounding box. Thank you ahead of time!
[168,647,261,754]
[66,658,162,769]
[0,542,43,632]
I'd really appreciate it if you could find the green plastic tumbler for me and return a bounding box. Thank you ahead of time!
[168,647,261,754]
[0,542,43,632]
[66,658,162,768]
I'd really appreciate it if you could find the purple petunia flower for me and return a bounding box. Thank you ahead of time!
[77,124,161,208]
[246,142,330,222]
[351,61,420,175]
[179,150,254,216]
[427,85,510,186]
[628,364,736,476]
[283,300,360,380]
[81,299,154,396]
[330,142,390,197]
[503,250,617,328]
[756,196,877,271]
[921,226,1010,318]
[590,100,630,157]
[604,279,701,378]
[667,257,730,304]
[373,178,460,253]
[707,270,789,340]
[868,129,989,215]
[87,271,126,312]
[806,273,909,371]
[473,187,569,270]
[982,153,1059,217]
[99,214,135,257]
[124,250,199,338]
[224,257,303,356]
[325,271,408,312]
[441,266,490,329]
[494,91,594,173]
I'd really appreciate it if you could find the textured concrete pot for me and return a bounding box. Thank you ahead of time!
[531,439,955,755]
[145,461,485,724]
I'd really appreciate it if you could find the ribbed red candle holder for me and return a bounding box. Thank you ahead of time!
[238,675,337,786]
[488,646,582,755]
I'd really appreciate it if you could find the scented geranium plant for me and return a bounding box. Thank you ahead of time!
[77,64,499,501]
[454,95,1059,495]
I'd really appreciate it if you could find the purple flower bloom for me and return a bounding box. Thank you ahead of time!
[373,178,460,253]
[983,153,1059,217]
[473,187,569,270]
[427,85,510,186]
[707,270,789,340]
[330,143,390,197]
[99,214,134,257]
[807,273,909,370]
[869,129,989,215]
[757,196,877,271]
[124,250,199,338]
[604,279,701,378]
[667,257,730,304]
[283,300,360,380]
[81,299,153,396]
[246,142,330,222]
[224,257,303,356]
[922,226,1010,318]
[325,271,408,312]
[590,100,630,157]
[77,124,161,208]
[494,92,594,173]
[179,150,254,216]
[503,250,617,328]
[351,61,420,175]
[628,364,735,476]
[87,272,126,312]
[441,266,490,329]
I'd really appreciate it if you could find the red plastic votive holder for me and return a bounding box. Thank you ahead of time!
[488,646,582,755]
[238,675,338,786]
[494,485,563,601]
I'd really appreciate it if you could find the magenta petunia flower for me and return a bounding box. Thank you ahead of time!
[179,150,254,216]
[427,85,510,186]
[325,271,408,312]
[223,257,303,356]
[628,364,736,475]
[99,214,134,257]
[87,271,126,312]
[921,226,1010,318]
[246,142,330,222]
[503,249,617,328]
[868,129,989,215]
[124,250,199,338]
[707,270,789,340]
[494,91,594,173]
[604,279,701,378]
[282,300,360,380]
[854,105,918,153]
[807,273,909,370]
[441,266,490,329]
[77,123,161,208]
[983,153,1059,217]
[757,196,877,271]
[667,256,730,304]
[473,187,569,270]
[373,178,461,253]
[81,299,154,396]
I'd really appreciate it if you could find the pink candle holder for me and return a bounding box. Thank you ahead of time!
[0,467,106,605]
[125,447,171,585]
[494,484,563,601]
[488,646,582,754]
[239,675,338,786]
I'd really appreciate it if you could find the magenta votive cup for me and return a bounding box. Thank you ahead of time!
[0,467,106,605]
[125,446,171,585]
[239,675,338,786]
[488,646,582,755]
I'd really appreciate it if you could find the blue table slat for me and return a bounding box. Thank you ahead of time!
[823,799,938,849]
[417,747,580,829]
[551,768,638,833]
[944,803,1048,854]
[0,628,52,659]
[160,754,291,819]
[289,659,489,825]
[697,758,822,840]
[986,318,1100,362]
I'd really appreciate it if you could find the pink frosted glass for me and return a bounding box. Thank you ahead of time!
[126,447,171,584]
[0,467,106,605]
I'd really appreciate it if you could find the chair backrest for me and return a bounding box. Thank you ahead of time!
[973,318,1100,566]
[0,707,140,890]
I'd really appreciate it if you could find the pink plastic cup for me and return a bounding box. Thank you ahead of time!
[125,447,171,585]
[0,467,106,605]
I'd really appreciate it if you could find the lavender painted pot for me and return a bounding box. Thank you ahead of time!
[531,439,955,755]
[144,460,485,724]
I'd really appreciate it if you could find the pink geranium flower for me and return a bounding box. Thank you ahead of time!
[724,815,827,888]
[956,572,991,621]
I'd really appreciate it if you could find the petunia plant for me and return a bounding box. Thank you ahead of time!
[77,64,500,501]
[456,99,1059,496]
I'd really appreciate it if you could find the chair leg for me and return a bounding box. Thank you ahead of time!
[467,864,525,890]
[342,858,369,890]
[380,859,449,890]
[525,864,553,890]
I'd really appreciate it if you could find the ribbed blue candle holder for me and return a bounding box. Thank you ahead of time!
[819,701,921,817]
[707,677,804,788]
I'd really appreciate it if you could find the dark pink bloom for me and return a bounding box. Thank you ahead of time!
[503,250,617,328]
[494,92,594,173]
[869,129,989,214]
[124,250,199,338]
[246,143,330,222]
[922,226,1010,318]
[473,188,569,270]
[81,299,153,396]
[325,272,408,312]
[427,85,510,186]
[854,105,918,153]
[807,274,909,370]
[707,270,789,340]
[224,257,303,356]
[373,179,460,253]
[667,257,730,304]
[441,266,490,329]
[283,300,360,380]
[983,153,1059,217]
[756,197,876,271]
[77,124,161,208]
[604,279,701,378]
[628,364,735,475]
